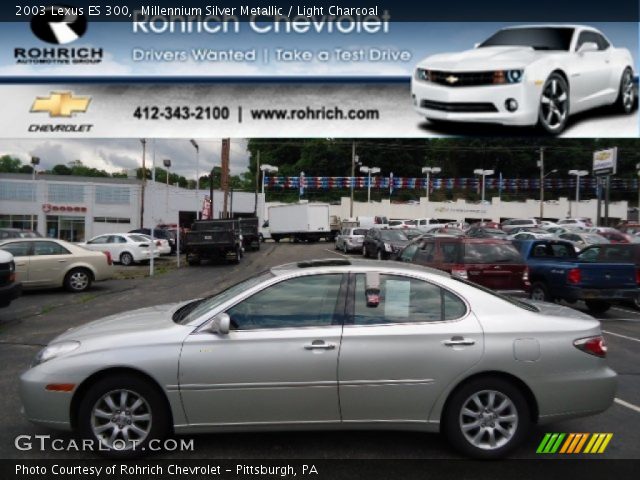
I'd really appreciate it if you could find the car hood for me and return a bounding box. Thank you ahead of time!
[418,46,544,70]
[53,302,187,343]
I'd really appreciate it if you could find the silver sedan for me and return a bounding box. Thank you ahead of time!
[20,259,616,459]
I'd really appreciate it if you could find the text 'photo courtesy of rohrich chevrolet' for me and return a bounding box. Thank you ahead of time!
[1,0,640,479]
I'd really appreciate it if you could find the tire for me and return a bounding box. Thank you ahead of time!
[64,268,92,293]
[614,67,635,114]
[443,377,531,459]
[120,252,134,266]
[585,300,611,314]
[530,282,551,302]
[538,73,570,135]
[78,375,169,458]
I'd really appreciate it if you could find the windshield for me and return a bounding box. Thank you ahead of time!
[174,272,273,325]
[464,243,523,263]
[380,230,409,241]
[479,27,574,51]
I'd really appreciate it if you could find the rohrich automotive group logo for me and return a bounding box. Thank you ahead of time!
[536,432,613,454]
[14,4,102,65]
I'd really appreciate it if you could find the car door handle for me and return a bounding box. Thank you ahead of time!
[304,341,336,350]
[443,336,475,347]
[57,259,67,263]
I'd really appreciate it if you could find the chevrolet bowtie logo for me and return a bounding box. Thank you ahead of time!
[445,75,459,84]
[31,92,91,117]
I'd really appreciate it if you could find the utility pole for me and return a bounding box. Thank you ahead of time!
[221,138,230,218]
[350,141,356,218]
[140,139,146,228]
[254,150,260,216]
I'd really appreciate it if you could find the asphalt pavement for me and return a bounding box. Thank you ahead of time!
[1,242,639,460]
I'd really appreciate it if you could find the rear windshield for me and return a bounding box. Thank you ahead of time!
[479,27,574,51]
[380,230,408,241]
[464,243,523,264]
[352,229,368,236]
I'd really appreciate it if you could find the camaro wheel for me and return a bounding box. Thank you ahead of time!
[64,268,92,293]
[444,377,530,459]
[78,375,169,458]
[120,252,134,266]
[538,73,570,134]
[615,68,635,113]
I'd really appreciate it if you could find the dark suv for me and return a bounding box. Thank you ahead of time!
[0,250,21,308]
[362,229,409,260]
[399,237,530,295]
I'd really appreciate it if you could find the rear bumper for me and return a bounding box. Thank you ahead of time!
[564,287,639,302]
[0,281,22,306]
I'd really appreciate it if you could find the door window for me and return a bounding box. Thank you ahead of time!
[352,274,465,325]
[0,241,31,257]
[226,274,343,330]
[33,241,70,256]
[88,235,109,244]
[414,242,436,264]
[109,236,128,243]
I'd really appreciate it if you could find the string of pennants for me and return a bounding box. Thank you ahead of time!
[264,176,640,191]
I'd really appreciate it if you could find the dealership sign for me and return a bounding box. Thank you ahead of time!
[593,148,617,176]
[42,204,87,213]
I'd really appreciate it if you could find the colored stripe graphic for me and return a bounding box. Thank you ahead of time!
[538,433,612,454]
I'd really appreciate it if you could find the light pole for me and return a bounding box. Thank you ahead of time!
[189,139,199,207]
[30,156,40,231]
[537,150,557,221]
[568,169,588,218]
[473,169,494,222]
[422,166,441,217]
[139,139,146,229]
[360,166,380,203]
[260,164,278,221]
[163,159,172,213]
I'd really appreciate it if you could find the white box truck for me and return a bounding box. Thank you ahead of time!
[269,203,331,242]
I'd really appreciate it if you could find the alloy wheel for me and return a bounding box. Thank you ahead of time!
[540,77,568,131]
[91,389,152,451]
[459,390,518,451]
[68,271,89,291]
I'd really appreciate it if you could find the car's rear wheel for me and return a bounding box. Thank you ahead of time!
[615,67,635,113]
[530,282,551,302]
[444,377,531,459]
[585,300,611,314]
[538,73,570,135]
[120,252,134,266]
[78,375,169,458]
[64,268,92,293]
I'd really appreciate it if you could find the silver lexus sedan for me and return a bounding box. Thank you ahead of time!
[20,259,616,459]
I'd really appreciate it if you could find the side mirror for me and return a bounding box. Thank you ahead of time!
[578,42,598,54]
[208,313,230,335]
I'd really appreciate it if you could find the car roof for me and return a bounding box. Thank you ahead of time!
[271,258,450,278]
[503,24,594,31]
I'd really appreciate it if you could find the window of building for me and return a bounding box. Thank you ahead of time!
[0,182,35,201]
[95,186,131,205]
[0,214,38,231]
[93,217,131,224]
[46,216,85,242]
[48,183,84,203]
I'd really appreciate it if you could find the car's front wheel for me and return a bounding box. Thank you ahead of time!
[78,375,169,458]
[615,67,635,114]
[538,73,570,135]
[444,377,531,459]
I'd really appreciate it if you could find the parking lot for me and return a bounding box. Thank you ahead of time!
[1,242,639,459]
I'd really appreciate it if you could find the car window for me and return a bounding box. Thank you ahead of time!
[576,30,609,51]
[0,241,31,257]
[33,241,70,256]
[353,229,367,236]
[88,236,109,244]
[414,242,436,264]
[551,244,574,257]
[578,247,600,262]
[353,274,461,325]
[108,236,127,244]
[226,274,343,330]
[464,243,522,263]
[441,243,461,263]
[399,244,419,262]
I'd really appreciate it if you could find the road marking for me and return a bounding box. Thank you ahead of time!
[614,398,640,414]
[610,306,640,317]
[602,330,640,343]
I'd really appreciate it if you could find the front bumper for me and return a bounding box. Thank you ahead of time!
[20,367,74,431]
[411,76,541,126]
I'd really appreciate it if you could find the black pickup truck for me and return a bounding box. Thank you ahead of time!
[238,217,260,251]
[185,220,243,266]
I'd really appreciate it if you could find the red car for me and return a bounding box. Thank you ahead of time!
[595,228,638,244]
[399,237,530,295]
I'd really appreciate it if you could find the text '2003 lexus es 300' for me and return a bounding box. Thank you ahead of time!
[20,259,616,459]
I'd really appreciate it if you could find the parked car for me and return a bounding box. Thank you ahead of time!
[539,221,560,229]
[136,234,172,255]
[362,229,409,260]
[414,218,448,230]
[389,219,417,229]
[0,250,21,307]
[546,226,580,236]
[129,228,177,253]
[468,221,501,230]
[358,216,390,229]
[467,227,509,239]
[616,223,640,236]
[0,228,41,239]
[513,239,639,313]
[0,238,112,292]
[509,230,554,241]
[20,258,616,459]
[593,228,639,244]
[399,237,530,295]
[423,226,466,237]
[501,219,539,233]
[80,233,159,266]
[557,218,593,229]
[335,227,368,253]
[557,232,609,250]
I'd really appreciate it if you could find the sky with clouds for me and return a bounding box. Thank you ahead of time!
[0,138,251,179]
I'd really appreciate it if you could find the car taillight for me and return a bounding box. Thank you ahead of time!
[103,251,112,266]
[567,268,581,284]
[522,267,530,283]
[573,335,607,358]
[451,266,468,280]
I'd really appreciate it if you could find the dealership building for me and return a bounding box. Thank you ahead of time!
[0,173,260,241]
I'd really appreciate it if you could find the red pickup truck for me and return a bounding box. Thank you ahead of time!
[399,237,530,295]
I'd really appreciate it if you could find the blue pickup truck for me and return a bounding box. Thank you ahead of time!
[513,239,639,314]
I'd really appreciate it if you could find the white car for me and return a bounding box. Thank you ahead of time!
[137,234,172,255]
[80,233,159,266]
[389,219,417,229]
[558,218,592,229]
[0,238,112,292]
[508,230,554,241]
[412,25,636,134]
[501,218,539,233]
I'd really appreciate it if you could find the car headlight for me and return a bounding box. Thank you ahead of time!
[384,243,393,253]
[415,68,430,82]
[32,341,80,367]
[493,69,524,84]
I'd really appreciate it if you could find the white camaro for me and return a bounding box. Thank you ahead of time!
[412,25,636,134]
